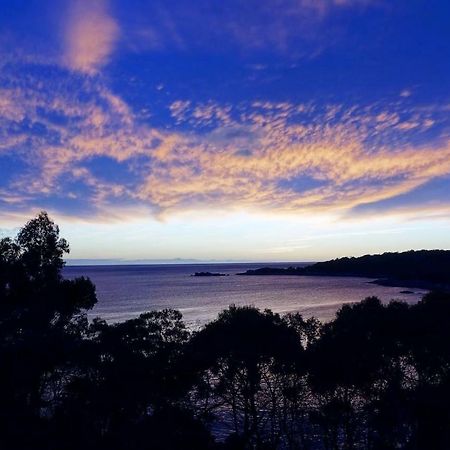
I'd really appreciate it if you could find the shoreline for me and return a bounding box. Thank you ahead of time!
[238,270,449,292]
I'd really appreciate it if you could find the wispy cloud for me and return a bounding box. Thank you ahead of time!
[62,0,119,74]
[1,60,449,222]
[123,0,380,56]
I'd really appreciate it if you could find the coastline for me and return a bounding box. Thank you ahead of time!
[236,250,450,293]
[368,277,450,292]
[238,269,450,292]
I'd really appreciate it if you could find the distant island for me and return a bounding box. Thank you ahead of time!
[191,271,229,277]
[237,250,450,290]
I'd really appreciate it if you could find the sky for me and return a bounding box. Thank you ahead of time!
[0,0,449,262]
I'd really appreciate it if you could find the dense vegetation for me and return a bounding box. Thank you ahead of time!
[1,213,450,449]
[239,250,450,288]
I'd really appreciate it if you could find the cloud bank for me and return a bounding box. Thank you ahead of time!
[0,64,449,222]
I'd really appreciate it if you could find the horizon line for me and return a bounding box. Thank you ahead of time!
[64,258,317,266]
[64,248,450,266]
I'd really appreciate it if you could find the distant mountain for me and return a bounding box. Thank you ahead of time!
[66,258,215,266]
[238,250,450,290]
[65,259,313,266]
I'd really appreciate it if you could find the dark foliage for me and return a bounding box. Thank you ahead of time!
[302,250,450,284]
[239,250,450,288]
[1,213,450,449]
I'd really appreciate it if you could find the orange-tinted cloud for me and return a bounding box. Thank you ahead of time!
[62,0,119,74]
[1,68,449,222]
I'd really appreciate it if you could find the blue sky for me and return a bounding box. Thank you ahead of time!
[0,0,449,261]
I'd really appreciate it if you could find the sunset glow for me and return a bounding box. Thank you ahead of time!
[1,0,449,261]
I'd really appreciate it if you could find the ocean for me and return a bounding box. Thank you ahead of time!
[64,263,428,327]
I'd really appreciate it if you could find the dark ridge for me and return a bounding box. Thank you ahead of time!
[237,250,450,290]
[237,266,303,276]
[191,271,229,277]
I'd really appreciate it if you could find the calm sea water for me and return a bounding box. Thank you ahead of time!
[64,263,428,327]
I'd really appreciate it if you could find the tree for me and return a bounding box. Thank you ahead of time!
[406,291,450,449]
[307,297,414,449]
[0,212,97,450]
[187,306,305,448]
[0,212,96,325]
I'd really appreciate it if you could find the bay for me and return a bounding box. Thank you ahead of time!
[64,263,428,327]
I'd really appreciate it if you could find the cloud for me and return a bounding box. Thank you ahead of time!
[62,0,119,74]
[1,63,449,222]
[123,0,380,56]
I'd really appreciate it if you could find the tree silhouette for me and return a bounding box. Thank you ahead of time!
[187,305,306,448]
[1,213,450,449]
[0,212,96,450]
